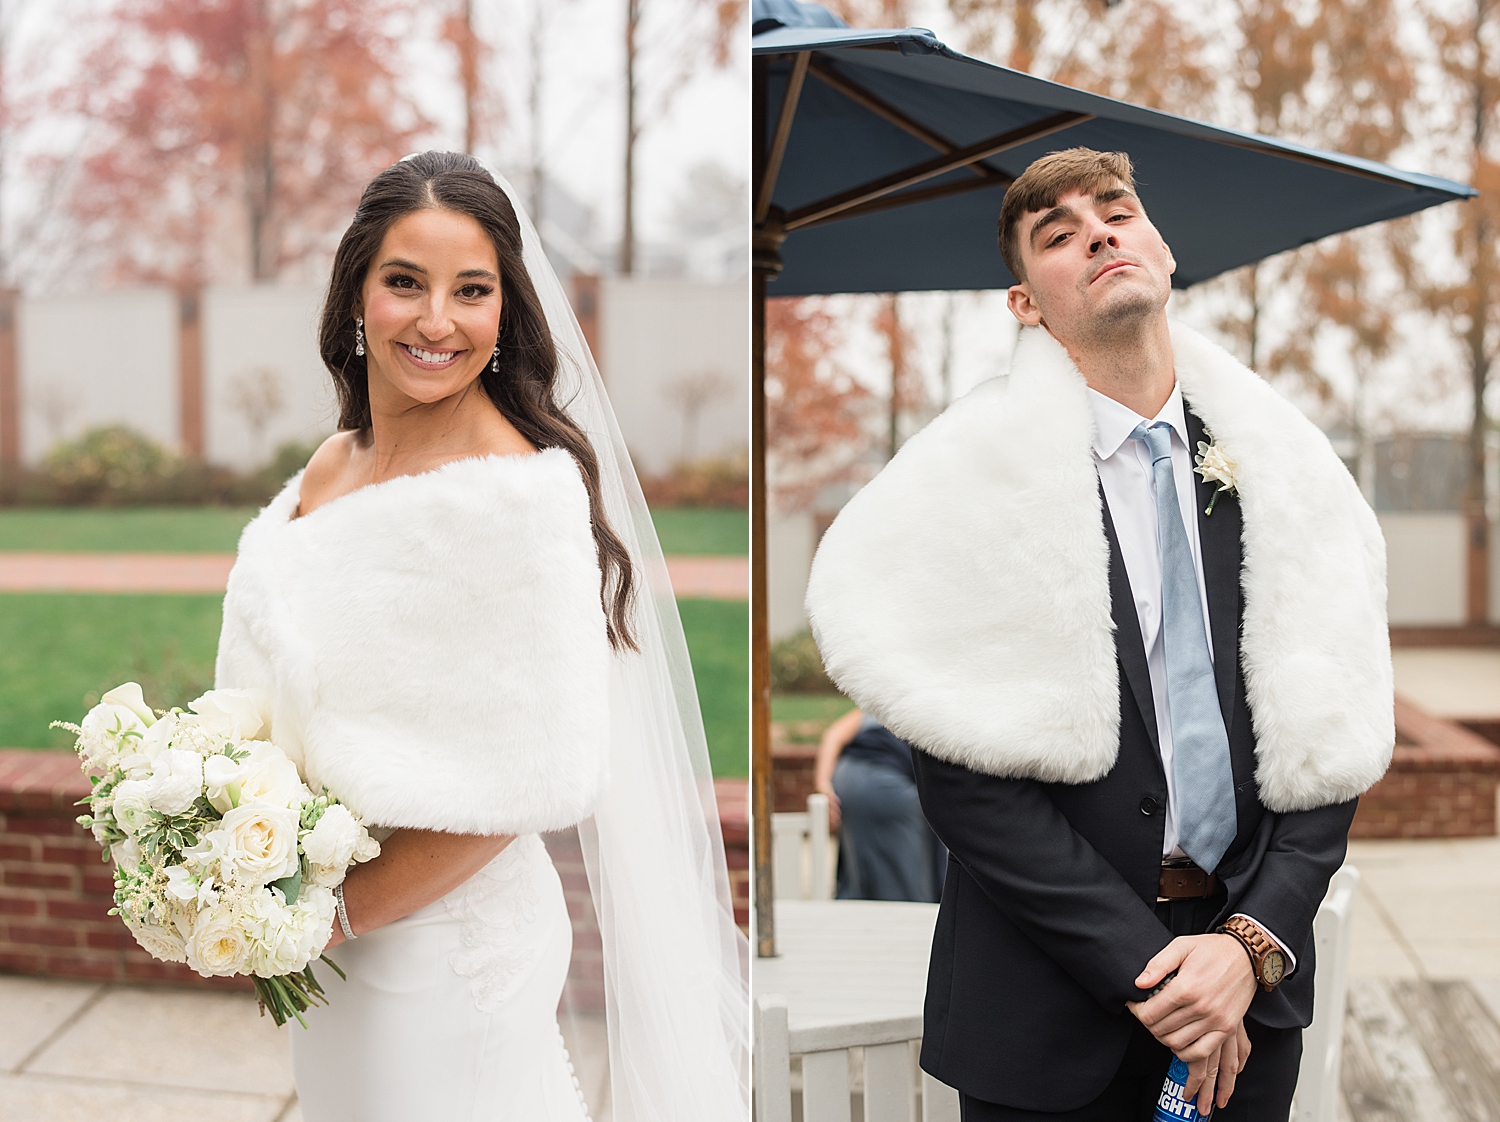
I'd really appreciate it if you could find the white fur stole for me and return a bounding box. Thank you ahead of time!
[215,448,611,835]
[805,321,1393,814]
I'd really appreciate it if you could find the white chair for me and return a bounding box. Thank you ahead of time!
[1291,863,1360,1122]
[772,793,837,900]
[754,992,961,1122]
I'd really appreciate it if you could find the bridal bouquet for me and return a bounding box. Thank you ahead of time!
[55,683,381,1027]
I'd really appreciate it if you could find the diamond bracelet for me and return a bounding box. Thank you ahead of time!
[334,882,357,941]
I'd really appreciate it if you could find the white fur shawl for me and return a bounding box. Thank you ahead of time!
[805,321,1393,814]
[215,448,611,835]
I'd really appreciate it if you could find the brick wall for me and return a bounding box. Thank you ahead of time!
[1349,698,1500,838]
[0,751,749,993]
[771,700,1500,839]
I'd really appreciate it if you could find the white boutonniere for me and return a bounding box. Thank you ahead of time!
[1193,437,1238,516]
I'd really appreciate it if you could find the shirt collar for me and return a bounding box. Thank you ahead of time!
[1088,382,1187,461]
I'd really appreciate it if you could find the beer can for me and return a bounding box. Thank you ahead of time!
[1153,1055,1213,1121]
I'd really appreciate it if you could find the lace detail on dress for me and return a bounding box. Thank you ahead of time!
[444,833,548,1012]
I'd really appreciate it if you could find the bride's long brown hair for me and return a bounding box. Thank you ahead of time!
[318,151,636,650]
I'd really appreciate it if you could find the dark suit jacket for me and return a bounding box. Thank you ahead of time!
[912,408,1357,1111]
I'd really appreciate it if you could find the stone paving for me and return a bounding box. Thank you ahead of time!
[0,976,610,1121]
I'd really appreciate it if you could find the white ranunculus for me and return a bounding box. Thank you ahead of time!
[188,689,270,742]
[129,919,188,964]
[220,803,300,885]
[100,683,155,727]
[109,835,142,870]
[202,753,245,814]
[146,748,203,816]
[235,744,308,810]
[110,779,155,837]
[185,906,251,977]
[301,805,364,868]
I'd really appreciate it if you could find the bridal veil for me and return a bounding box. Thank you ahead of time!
[453,158,750,1120]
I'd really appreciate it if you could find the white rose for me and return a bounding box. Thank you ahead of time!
[128,919,188,964]
[202,754,245,814]
[188,689,270,742]
[101,683,156,726]
[220,803,300,885]
[146,748,203,816]
[110,779,155,837]
[109,835,142,870]
[185,906,251,977]
[235,744,308,810]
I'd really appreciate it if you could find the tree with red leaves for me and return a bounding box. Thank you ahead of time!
[766,296,874,511]
[57,0,429,286]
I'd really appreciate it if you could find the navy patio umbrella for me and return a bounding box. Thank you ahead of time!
[747,0,1474,956]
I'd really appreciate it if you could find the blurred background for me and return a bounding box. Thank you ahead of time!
[0,4,748,1118]
[0,0,750,778]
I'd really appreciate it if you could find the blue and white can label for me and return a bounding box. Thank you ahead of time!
[1154,1055,1213,1121]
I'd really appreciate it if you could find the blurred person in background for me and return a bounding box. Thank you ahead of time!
[814,707,945,902]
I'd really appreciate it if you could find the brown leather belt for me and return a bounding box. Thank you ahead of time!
[1157,860,1218,901]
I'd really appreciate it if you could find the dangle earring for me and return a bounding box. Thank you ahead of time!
[354,316,366,357]
[491,341,500,373]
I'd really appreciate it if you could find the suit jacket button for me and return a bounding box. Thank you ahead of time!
[1139,796,1158,816]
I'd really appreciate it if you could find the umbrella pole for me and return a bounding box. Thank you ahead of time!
[752,54,775,959]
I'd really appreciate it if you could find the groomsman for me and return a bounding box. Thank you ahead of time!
[805,148,1393,1120]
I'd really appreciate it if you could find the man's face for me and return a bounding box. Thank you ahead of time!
[1005,184,1176,344]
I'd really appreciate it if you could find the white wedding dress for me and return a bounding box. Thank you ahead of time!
[293,835,589,1121]
[216,454,612,1121]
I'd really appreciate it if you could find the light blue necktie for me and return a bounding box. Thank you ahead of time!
[1130,421,1237,872]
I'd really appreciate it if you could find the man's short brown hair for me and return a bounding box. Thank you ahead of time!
[997,148,1137,282]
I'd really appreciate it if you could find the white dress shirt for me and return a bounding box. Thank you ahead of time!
[1088,384,1294,967]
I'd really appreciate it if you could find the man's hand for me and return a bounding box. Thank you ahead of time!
[1126,934,1257,1105]
[1209,1021,1252,1113]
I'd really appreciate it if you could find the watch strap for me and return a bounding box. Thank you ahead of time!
[1217,915,1282,991]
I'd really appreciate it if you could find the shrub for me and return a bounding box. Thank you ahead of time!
[639,451,748,508]
[0,427,325,507]
[771,629,833,693]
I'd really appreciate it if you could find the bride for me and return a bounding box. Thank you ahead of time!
[214,151,748,1120]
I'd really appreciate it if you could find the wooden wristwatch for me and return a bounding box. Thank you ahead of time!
[1217,915,1287,991]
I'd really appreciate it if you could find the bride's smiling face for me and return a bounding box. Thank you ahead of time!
[358,208,502,407]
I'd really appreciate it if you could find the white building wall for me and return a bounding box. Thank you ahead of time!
[768,510,817,640]
[1378,513,1466,625]
[600,277,748,476]
[203,285,336,470]
[18,290,178,463]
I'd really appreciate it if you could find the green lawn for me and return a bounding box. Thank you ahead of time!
[771,692,855,723]
[0,507,261,552]
[647,507,747,555]
[0,505,747,556]
[677,599,749,777]
[0,592,748,778]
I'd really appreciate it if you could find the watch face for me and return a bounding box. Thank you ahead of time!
[1263,951,1286,985]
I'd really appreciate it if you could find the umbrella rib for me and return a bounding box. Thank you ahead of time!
[784,110,1092,230]
[795,171,1014,229]
[807,57,987,176]
[756,51,811,225]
